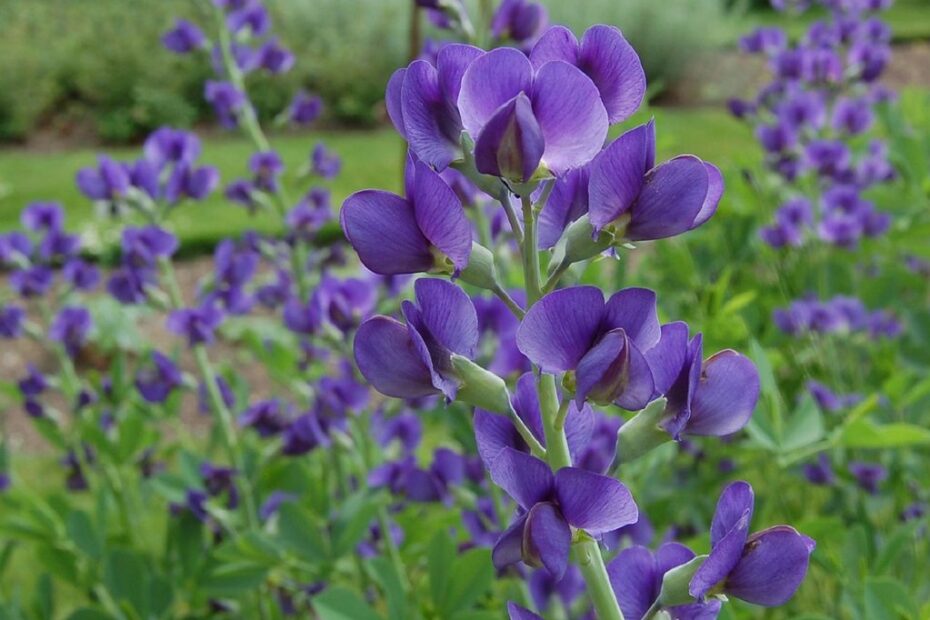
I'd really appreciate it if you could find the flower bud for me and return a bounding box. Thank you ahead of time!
[616,397,671,462]
[458,242,500,291]
[451,355,511,413]
[659,554,708,607]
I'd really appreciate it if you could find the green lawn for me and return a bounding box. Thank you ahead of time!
[0,106,757,252]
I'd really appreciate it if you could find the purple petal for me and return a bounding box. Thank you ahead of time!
[402,61,460,169]
[458,48,533,140]
[353,317,435,398]
[574,329,654,410]
[489,447,554,509]
[531,61,608,174]
[607,545,659,620]
[411,161,472,274]
[578,25,646,124]
[626,156,711,242]
[516,286,605,373]
[588,122,653,231]
[474,409,522,468]
[603,287,661,350]
[645,322,690,397]
[538,165,590,249]
[341,190,432,275]
[529,26,579,68]
[386,68,407,138]
[494,514,529,569]
[564,401,596,464]
[554,467,637,534]
[523,502,572,579]
[507,602,544,620]
[725,526,815,606]
[711,481,755,546]
[402,300,458,400]
[414,278,479,357]
[656,542,696,576]
[474,94,545,181]
[436,43,483,105]
[687,351,760,437]
[692,163,723,229]
[512,372,546,442]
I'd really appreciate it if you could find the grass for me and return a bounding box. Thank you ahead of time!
[0,106,757,253]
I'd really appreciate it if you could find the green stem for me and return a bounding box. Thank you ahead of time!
[542,261,570,294]
[521,194,541,306]
[212,1,312,303]
[491,284,525,319]
[537,373,624,620]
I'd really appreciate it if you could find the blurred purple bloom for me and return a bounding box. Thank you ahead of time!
[310,143,341,179]
[491,0,548,46]
[239,399,290,437]
[848,461,887,494]
[205,81,247,128]
[50,306,93,357]
[162,19,206,54]
[135,351,183,404]
[250,150,284,193]
[0,306,26,338]
[76,155,131,201]
[289,91,323,125]
[256,39,294,74]
[21,202,64,232]
[167,304,225,346]
[226,1,269,36]
[803,453,836,486]
[10,266,54,298]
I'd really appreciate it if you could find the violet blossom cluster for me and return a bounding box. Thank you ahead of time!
[343,12,815,617]
[730,0,896,250]
[773,294,902,339]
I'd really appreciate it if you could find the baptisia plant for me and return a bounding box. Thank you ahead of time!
[345,15,812,619]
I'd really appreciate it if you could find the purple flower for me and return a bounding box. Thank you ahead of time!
[354,278,477,400]
[287,189,332,237]
[0,232,32,266]
[517,286,660,410]
[803,453,836,486]
[255,39,294,74]
[646,321,760,439]
[528,566,585,614]
[200,462,239,509]
[260,491,296,521]
[385,44,482,170]
[205,81,247,128]
[10,266,54,298]
[226,1,269,36]
[0,306,26,338]
[489,447,637,578]
[756,122,797,154]
[144,127,201,168]
[122,226,179,268]
[776,90,825,131]
[491,0,548,46]
[239,399,290,437]
[832,97,873,135]
[108,266,155,305]
[608,543,722,619]
[374,411,423,454]
[38,229,80,262]
[63,259,100,291]
[310,143,341,179]
[281,412,329,456]
[289,91,323,125]
[135,351,183,404]
[76,155,131,201]
[18,364,48,398]
[312,275,377,333]
[250,150,284,193]
[690,481,815,606]
[588,121,723,241]
[529,25,645,125]
[848,461,887,494]
[162,19,206,54]
[50,307,93,357]
[167,304,225,346]
[207,240,258,314]
[474,372,596,468]
[507,603,542,620]
[225,179,258,211]
[198,376,236,414]
[165,164,220,203]
[21,202,64,232]
[848,41,890,82]
[458,47,608,178]
[739,27,788,54]
[341,157,471,276]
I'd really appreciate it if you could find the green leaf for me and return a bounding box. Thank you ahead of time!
[780,395,824,453]
[331,492,381,558]
[427,532,455,613]
[276,503,328,564]
[199,561,269,597]
[66,610,114,620]
[313,586,382,620]
[30,574,53,620]
[441,548,494,615]
[66,510,102,560]
[874,522,921,576]
[864,576,916,619]
[841,419,930,448]
[367,556,408,620]
[103,549,150,616]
